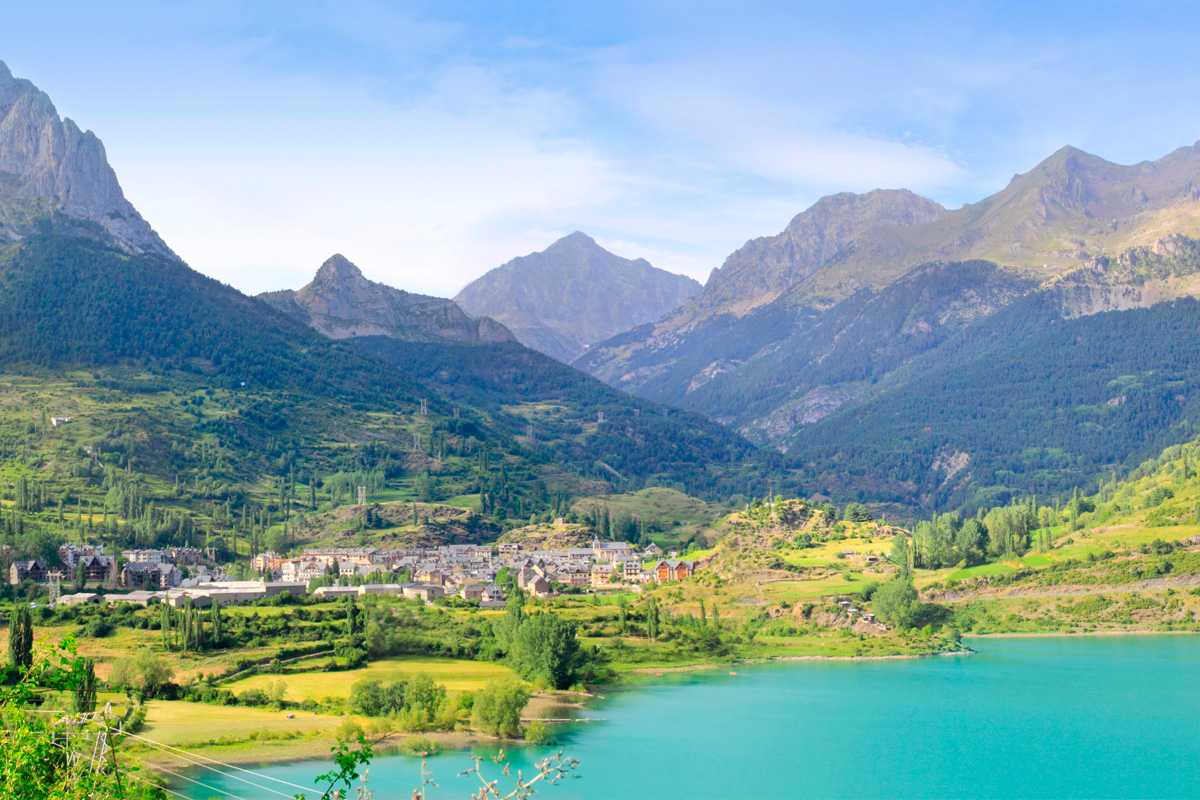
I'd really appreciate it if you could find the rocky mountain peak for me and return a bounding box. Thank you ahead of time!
[695,188,948,314]
[455,233,701,362]
[261,254,515,345]
[310,253,367,289]
[0,61,174,258]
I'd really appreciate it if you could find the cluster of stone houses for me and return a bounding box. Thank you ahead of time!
[12,536,701,608]
[8,545,206,589]
[250,537,696,599]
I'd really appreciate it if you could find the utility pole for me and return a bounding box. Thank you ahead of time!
[419,399,428,415]
[357,485,367,506]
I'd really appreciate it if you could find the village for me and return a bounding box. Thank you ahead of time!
[5,536,699,610]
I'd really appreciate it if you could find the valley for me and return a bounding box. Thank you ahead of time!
[3,37,1200,800]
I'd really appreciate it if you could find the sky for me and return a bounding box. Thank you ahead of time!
[3,1,1200,297]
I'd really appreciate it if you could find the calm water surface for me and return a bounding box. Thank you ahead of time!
[171,635,1200,799]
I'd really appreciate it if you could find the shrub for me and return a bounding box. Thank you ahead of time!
[524,719,553,745]
[398,735,441,756]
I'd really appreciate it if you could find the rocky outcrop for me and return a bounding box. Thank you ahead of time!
[454,232,701,362]
[0,61,174,257]
[260,254,515,344]
[699,189,949,316]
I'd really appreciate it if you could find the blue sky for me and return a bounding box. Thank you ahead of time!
[3,1,1200,296]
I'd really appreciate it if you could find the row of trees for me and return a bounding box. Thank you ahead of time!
[902,497,1049,570]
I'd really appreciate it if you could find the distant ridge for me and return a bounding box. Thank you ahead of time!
[260,253,516,344]
[0,61,174,258]
[454,231,701,362]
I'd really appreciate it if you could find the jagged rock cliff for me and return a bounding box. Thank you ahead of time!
[260,254,515,344]
[0,61,174,258]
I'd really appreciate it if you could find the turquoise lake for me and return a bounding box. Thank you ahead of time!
[170,635,1200,799]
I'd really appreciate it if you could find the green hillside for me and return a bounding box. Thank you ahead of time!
[355,337,789,501]
[789,296,1200,513]
[0,234,786,568]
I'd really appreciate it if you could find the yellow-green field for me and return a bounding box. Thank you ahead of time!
[141,701,345,747]
[226,656,518,702]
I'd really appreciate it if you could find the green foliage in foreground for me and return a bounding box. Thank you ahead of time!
[0,639,166,800]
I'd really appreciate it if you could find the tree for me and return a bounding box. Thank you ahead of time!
[8,606,33,673]
[646,597,660,640]
[508,611,581,690]
[843,502,874,523]
[74,562,86,592]
[345,595,360,636]
[471,678,530,738]
[210,602,223,648]
[349,679,406,717]
[108,649,174,696]
[872,576,921,630]
[70,657,97,714]
[0,640,165,799]
[890,534,912,579]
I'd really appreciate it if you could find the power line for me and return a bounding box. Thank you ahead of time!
[137,759,252,800]
[104,726,311,795]
[40,735,198,800]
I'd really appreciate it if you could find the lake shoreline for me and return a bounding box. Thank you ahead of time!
[624,648,974,675]
[964,628,1200,639]
[140,648,972,770]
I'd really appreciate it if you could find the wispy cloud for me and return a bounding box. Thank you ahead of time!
[4,1,1200,297]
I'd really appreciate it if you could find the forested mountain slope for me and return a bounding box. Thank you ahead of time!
[356,337,781,500]
[789,296,1200,514]
[0,232,783,553]
[580,145,1200,422]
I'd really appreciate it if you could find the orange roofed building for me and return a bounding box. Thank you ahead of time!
[654,559,695,582]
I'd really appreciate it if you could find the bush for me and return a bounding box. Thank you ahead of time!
[79,616,113,638]
[108,650,175,697]
[524,719,553,745]
[398,735,441,756]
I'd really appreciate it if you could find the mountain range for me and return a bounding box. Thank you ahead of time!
[8,55,1200,517]
[571,143,1200,510]
[259,254,515,344]
[454,231,701,362]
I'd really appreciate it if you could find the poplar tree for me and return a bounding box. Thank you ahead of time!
[8,606,33,672]
[71,658,98,714]
[211,603,223,648]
